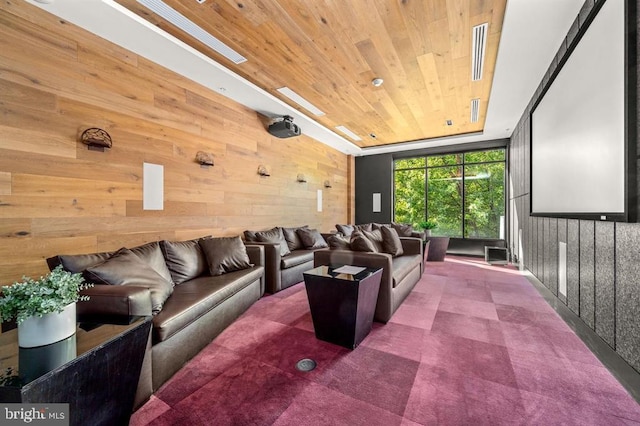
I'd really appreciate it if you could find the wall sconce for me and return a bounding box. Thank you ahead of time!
[324,180,332,188]
[80,128,112,152]
[195,151,214,168]
[296,174,307,183]
[257,165,271,176]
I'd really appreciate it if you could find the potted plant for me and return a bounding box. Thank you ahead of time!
[416,220,438,237]
[0,266,91,348]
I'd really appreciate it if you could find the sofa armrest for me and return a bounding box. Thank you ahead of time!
[244,244,264,267]
[410,231,426,241]
[243,242,282,293]
[244,244,266,295]
[77,285,153,318]
[400,237,423,257]
[313,249,392,288]
[314,249,395,321]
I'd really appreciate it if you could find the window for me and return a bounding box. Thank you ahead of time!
[393,148,506,239]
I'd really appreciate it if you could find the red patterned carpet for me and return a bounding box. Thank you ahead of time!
[130,256,640,425]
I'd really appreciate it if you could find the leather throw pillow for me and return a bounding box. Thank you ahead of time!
[381,226,404,257]
[84,247,174,314]
[391,222,414,237]
[327,234,351,250]
[255,227,291,257]
[160,238,208,284]
[296,228,329,249]
[199,236,252,276]
[350,231,377,253]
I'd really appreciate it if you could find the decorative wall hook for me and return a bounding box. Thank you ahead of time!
[195,151,214,168]
[257,165,271,176]
[324,180,332,188]
[296,174,307,183]
[80,128,112,152]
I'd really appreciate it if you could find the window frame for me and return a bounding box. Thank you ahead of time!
[393,148,507,240]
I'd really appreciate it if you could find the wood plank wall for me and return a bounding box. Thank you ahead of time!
[0,1,350,286]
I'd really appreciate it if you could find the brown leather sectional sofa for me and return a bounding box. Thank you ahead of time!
[243,226,328,293]
[315,229,426,322]
[47,237,264,407]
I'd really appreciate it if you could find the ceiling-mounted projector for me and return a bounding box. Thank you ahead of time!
[268,116,301,138]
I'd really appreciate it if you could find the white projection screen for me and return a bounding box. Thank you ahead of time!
[531,0,626,220]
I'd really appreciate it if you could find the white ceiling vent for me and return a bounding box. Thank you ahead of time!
[137,0,246,64]
[471,23,488,81]
[277,87,325,116]
[335,125,362,141]
[470,98,480,123]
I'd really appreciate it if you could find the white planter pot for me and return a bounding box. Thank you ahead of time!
[18,303,77,348]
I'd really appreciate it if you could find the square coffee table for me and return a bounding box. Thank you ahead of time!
[303,265,382,349]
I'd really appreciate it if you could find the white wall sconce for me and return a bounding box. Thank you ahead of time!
[296,173,307,183]
[80,128,112,152]
[257,165,271,176]
[195,151,214,168]
[324,180,332,188]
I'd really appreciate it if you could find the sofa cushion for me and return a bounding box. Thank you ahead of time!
[362,229,384,252]
[255,227,290,257]
[130,241,175,286]
[327,234,351,250]
[335,224,355,237]
[296,228,328,249]
[55,251,113,273]
[281,250,315,269]
[372,223,391,230]
[199,236,252,276]
[243,230,258,242]
[356,223,373,232]
[391,222,414,237]
[282,226,308,251]
[381,226,404,257]
[161,239,208,284]
[84,248,174,314]
[350,231,377,253]
[391,255,421,288]
[152,267,263,343]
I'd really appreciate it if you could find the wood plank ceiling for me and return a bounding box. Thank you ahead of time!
[117,0,507,148]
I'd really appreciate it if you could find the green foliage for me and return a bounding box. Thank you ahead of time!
[427,154,459,167]
[416,220,437,230]
[0,266,92,324]
[395,157,425,170]
[394,149,505,239]
[464,149,505,163]
[394,168,425,226]
[427,163,463,237]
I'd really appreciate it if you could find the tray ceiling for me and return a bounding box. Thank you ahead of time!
[116,0,507,148]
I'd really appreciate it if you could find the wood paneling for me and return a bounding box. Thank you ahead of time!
[116,0,507,147]
[0,1,349,285]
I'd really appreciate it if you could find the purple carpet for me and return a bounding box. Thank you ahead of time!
[130,256,640,425]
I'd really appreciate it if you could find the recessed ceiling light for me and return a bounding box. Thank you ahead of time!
[335,125,362,141]
[137,0,247,64]
[195,0,206,3]
[446,120,453,126]
[369,133,377,138]
[371,78,384,87]
[277,87,325,116]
